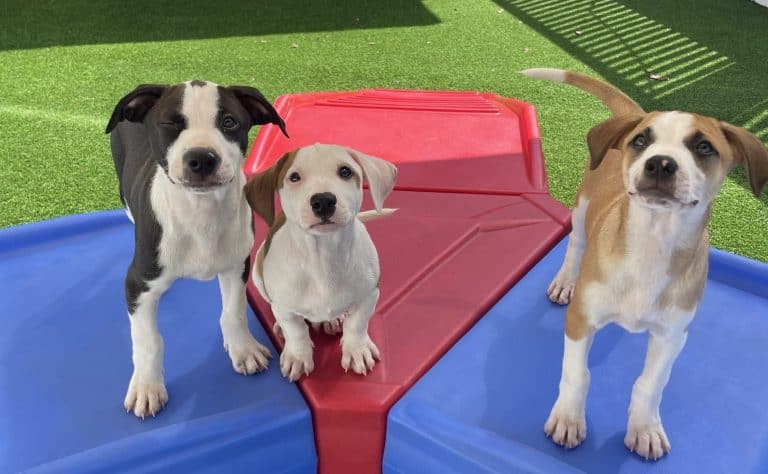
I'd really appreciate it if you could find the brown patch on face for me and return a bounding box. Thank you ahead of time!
[586,113,645,170]
[350,166,362,189]
[244,150,298,226]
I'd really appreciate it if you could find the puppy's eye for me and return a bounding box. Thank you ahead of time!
[631,134,647,148]
[338,166,353,179]
[159,116,184,129]
[289,172,301,183]
[696,141,715,156]
[222,115,239,130]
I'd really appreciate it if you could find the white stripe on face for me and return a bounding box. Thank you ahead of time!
[165,82,241,187]
[627,112,704,207]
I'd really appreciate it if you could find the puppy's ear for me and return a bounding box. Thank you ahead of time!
[105,84,168,134]
[244,152,294,226]
[721,122,768,197]
[586,114,644,170]
[228,86,289,138]
[347,148,397,212]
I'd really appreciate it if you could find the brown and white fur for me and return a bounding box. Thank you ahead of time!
[245,144,397,381]
[106,81,287,418]
[524,68,768,459]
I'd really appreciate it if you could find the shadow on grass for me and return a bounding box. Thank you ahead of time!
[0,0,439,51]
[495,0,768,200]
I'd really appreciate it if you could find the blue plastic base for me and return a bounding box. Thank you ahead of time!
[384,238,768,474]
[0,211,316,473]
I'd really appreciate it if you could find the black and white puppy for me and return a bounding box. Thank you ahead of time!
[106,81,288,418]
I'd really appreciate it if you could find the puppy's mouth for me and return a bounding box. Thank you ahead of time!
[176,176,234,192]
[628,187,699,208]
[310,219,339,230]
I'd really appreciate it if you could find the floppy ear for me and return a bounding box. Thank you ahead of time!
[244,152,293,226]
[721,122,768,197]
[228,86,288,138]
[346,148,398,212]
[586,114,644,170]
[105,84,168,134]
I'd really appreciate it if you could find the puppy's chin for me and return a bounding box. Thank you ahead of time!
[307,222,343,235]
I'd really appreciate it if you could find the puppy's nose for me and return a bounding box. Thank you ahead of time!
[310,192,337,219]
[644,155,678,179]
[183,148,220,177]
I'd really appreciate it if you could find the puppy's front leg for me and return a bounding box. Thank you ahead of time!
[274,306,314,381]
[625,328,687,460]
[219,266,271,375]
[545,305,594,448]
[548,197,588,305]
[341,288,381,375]
[124,271,172,418]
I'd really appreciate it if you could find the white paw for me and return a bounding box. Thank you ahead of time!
[311,316,345,335]
[544,402,586,448]
[224,333,272,375]
[280,343,314,381]
[124,373,168,419]
[341,336,380,375]
[547,270,576,305]
[625,421,671,460]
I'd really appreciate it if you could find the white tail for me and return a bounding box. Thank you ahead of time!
[357,208,397,223]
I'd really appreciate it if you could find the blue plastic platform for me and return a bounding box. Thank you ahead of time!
[384,238,768,473]
[0,211,316,473]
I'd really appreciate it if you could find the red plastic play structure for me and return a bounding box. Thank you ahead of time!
[244,89,570,473]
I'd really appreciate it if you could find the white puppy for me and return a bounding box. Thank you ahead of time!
[245,144,397,381]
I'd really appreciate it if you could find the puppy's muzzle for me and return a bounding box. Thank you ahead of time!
[636,155,678,199]
[310,192,337,220]
[183,147,221,186]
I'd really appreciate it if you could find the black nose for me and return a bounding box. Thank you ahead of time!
[183,148,220,177]
[644,155,678,179]
[310,192,337,219]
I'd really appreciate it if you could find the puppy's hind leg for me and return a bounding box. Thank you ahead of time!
[341,288,381,375]
[124,269,172,418]
[548,197,589,305]
[219,264,271,375]
[625,327,688,460]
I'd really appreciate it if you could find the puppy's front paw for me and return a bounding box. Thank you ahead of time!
[341,336,380,375]
[280,344,314,381]
[547,271,576,305]
[224,333,272,375]
[311,316,345,335]
[544,403,586,448]
[124,374,168,419]
[625,421,671,460]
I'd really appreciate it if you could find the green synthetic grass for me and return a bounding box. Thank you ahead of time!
[0,0,766,260]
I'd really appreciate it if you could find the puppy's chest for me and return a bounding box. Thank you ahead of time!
[158,218,251,280]
[585,244,674,332]
[268,250,377,322]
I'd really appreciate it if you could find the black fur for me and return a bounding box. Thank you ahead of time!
[106,82,286,314]
[242,255,251,283]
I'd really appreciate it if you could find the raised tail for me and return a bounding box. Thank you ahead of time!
[522,68,644,117]
[357,208,397,223]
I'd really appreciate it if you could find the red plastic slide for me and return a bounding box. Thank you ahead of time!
[244,89,570,473]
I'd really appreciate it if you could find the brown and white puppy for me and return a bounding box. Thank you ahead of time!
[106,81,287,418]
[245,144,397,381]
[524,68,768,459]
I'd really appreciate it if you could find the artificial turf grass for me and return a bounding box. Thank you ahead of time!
[0,0,766,260]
